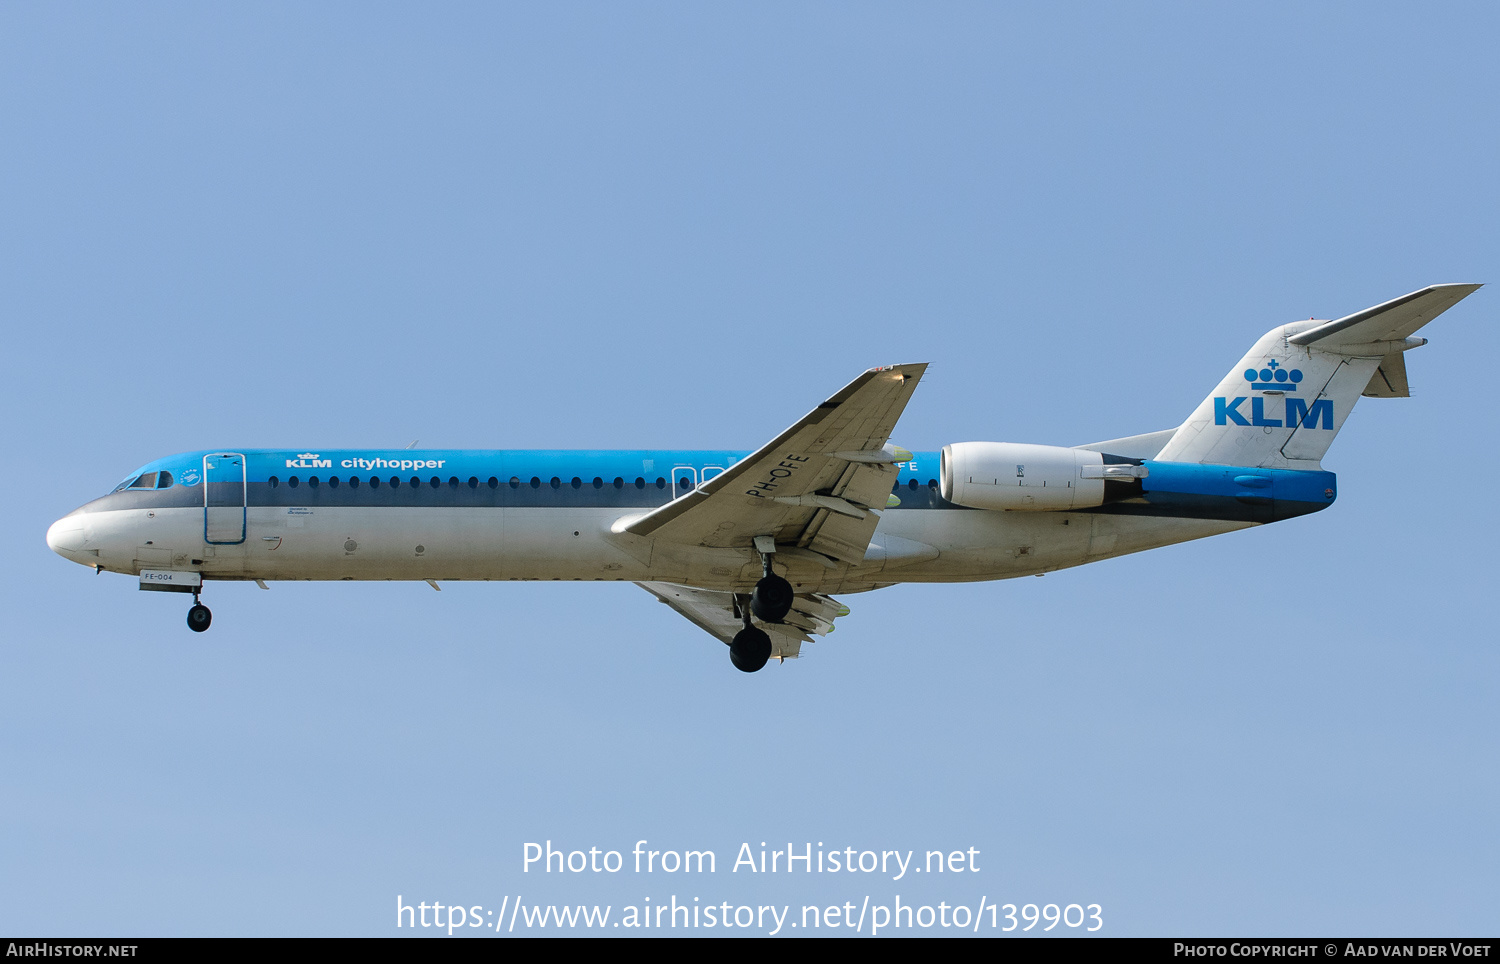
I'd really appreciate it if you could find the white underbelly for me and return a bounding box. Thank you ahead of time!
[86,504,1247,591]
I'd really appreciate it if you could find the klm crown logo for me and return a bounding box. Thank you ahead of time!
[1243,359,1303,392]
[1216,359,1333,429]
[286,451,332,469]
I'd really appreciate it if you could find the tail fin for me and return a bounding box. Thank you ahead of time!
[1155,284,1481,468]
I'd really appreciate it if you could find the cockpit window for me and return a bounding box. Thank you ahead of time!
[112,466,181,493]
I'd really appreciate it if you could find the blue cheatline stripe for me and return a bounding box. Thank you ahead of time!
[86,449,954,512]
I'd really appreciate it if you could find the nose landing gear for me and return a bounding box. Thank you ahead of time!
[186,591,212,633]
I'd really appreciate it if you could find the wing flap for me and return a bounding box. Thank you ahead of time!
[638,581,855,660]
[803,505,881,563]
[836,459,902,510]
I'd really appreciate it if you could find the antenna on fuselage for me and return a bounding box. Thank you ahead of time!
[405,440,419,449]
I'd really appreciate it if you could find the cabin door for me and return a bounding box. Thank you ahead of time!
[203,453,247,545]
[668,464,698,501]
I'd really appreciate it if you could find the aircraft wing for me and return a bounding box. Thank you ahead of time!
[621,364,927,565]
[637,581,851,660]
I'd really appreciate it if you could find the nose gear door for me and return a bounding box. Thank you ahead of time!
[203,453,247,544]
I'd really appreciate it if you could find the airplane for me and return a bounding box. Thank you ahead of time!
[46,284,1480,672]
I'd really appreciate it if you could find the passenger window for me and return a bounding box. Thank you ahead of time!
[655,478,665,489]
[928,479,938,488]
[510,477,521,488]
[349,477,360,489]
[678,476,692,489]
[129,473,156,489]
[530,477,541,488]
[370,477,381,489]
[635,478,645,489]
[157,471,174,488]
[468,477,479,489]
[571,477,581,489]
[592,477,603,488]
[613,477,623,488]
[429,477,440,488]
[269,476,280,488]
[410,476,419,488]
[448,477,459,488]
[488,477,498,489]
[908,478,918,490]
[289,476,300,489]
[550,477,561,489]
[390,477,401,488]
[328,476,340,489]
[309,476,320,488]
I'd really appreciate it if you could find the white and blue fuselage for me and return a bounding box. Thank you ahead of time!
[50,448,1330,591]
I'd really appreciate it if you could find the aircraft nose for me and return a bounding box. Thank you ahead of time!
[47,514,87,557]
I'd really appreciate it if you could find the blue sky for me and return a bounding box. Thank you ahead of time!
[2,3,1496,936]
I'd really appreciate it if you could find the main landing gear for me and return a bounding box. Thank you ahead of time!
[750,570,793,624]
[730,602,772,674]
[750,537,793,624]
[186,590,212,633]
[729,539,792,673]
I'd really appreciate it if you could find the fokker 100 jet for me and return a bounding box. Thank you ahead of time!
[47,284,1480,672]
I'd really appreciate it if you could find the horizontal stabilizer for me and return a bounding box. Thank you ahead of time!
[1289,283,1481,351]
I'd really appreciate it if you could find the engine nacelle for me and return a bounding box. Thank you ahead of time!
[940,442,1108,511]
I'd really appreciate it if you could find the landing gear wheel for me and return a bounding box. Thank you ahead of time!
[750,573,794,623]
[730,627,772,673]
[187,604,212,633]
